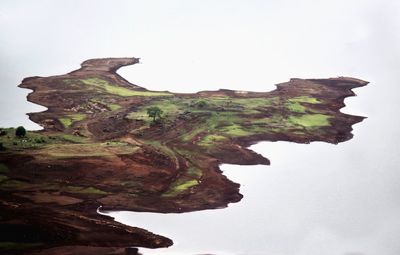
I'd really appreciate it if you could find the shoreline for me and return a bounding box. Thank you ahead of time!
[0,57,367,254]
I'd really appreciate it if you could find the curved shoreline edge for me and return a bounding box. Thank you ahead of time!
[0,57,367,254]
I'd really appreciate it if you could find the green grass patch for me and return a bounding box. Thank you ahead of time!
[0,129,53,150]
[81,78,172,97]
[286,101,306,113]
[221,124,253,137]
[286,96,320,113]
[60,134,88,143]
[108,103,122,111]
[127,98,181,122]
[290,96,320,104]
[59,113,86,128]
[162,179,199,197]
[198,134,227,147]
[289,114,331,128]
[64,185,108,195]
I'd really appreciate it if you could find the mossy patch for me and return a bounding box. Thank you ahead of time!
[289,114,330,128]
[221,124,253,137]
[81,78,172,97]
[108,103,122,111]
[63,185,108,195]
[59,113,86,128]
[59,134,88,144]
[162,179,199,197]
[286,96,321,113]
[198,134,227,147]
[290,96,320,104]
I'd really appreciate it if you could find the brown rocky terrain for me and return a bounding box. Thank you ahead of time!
[0,57,367,254]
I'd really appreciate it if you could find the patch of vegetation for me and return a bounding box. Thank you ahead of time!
[108,103,122,111]
[0,175,9,183]
[15,126,26,138]
[0,128,53,150]
[0,179,29,189]
[128,98,182,123]
[286,96,321,113]
[180,125,207,142]
[221,124,253,137]
[198,134,227,147]
[187,167,202,178]
[89,98,122,111]
[81,78,172,97]
[162,179,199,197]
[289,114,331,128]
[147,106,163,123]
[145,140,179,166]
[41,142,139,158]
[290,96,320,104]
[286,101,306,113]
[63,185,108,195]
[0,128,7,136]
[59,134,87,144]
[59,113,86,128]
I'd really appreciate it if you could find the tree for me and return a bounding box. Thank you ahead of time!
[15,126,26,138]
[147,106,163,123]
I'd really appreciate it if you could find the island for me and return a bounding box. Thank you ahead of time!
[0,57,368,255]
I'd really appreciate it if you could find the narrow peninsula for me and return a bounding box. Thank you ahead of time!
[0,57,368,255]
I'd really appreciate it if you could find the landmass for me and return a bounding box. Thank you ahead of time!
[0,57,368,254]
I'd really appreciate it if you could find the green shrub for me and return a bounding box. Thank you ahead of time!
[34,137,46,143]
[15,126,26,138]
[0,129,7,136]
[196,100,207,108]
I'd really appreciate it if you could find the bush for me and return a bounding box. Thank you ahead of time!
[15,126,26,138]
[34,137,46,143]
[196,100,207,108]
[0,142,5,151]
[0,129,7,136]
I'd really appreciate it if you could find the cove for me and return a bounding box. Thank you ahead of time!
[103,135,376,255]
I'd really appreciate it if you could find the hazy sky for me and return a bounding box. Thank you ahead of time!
[1,1,400,254]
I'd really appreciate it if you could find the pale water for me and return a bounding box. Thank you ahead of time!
[1,1,400,254]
